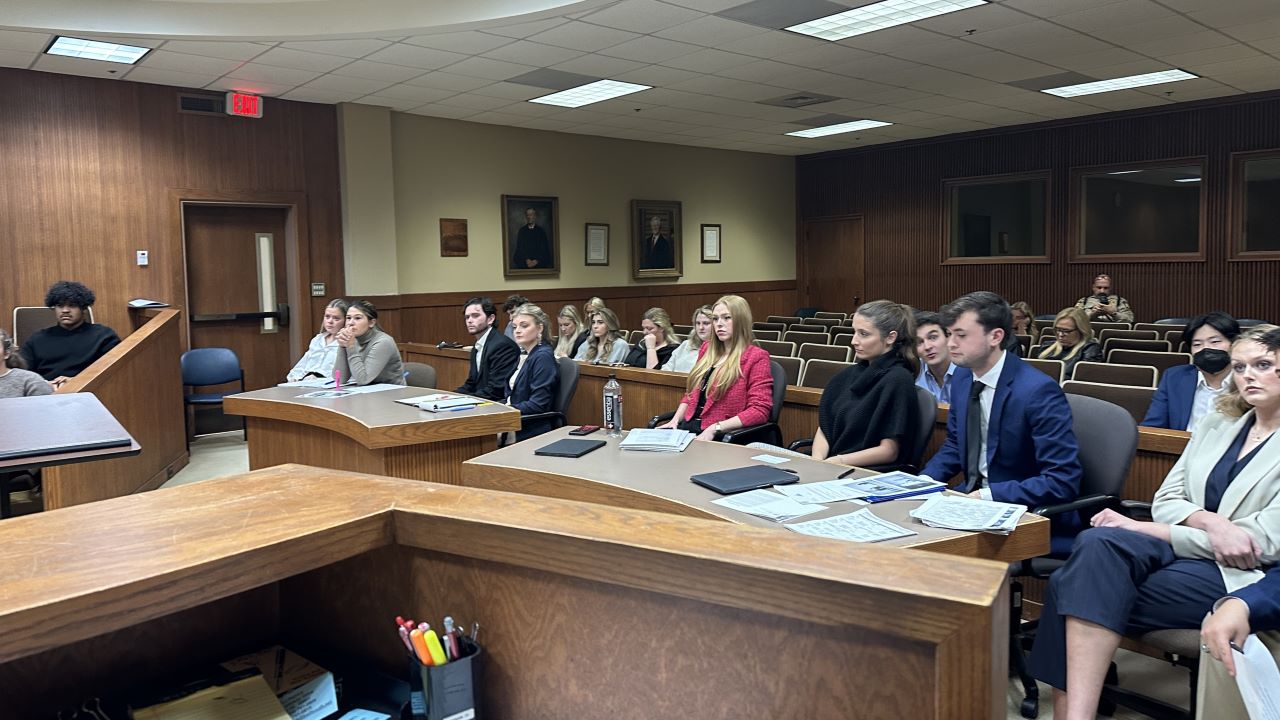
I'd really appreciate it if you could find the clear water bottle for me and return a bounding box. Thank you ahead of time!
[603,372,623,437]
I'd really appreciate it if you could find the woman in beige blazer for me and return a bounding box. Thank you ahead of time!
[1027,324,1280,720]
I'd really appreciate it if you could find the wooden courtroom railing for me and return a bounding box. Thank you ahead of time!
[0,464,1011,719]
[43,308,187,509]
[400,343,1189,501]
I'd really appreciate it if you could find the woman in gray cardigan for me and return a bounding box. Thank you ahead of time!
[334,300,406,386]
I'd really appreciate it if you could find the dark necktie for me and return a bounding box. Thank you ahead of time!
[964,379,985,492]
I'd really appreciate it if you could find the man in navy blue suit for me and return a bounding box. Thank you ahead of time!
[920,291,1082,545]
[1142,312,1239,431]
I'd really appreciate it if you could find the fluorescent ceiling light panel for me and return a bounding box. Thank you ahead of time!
[786,119,892,138]
[1173,177,1201,183]
[786,0,987,41]
[1042,69,1197,97]
[529,79,651,108]
[46,36,150,64]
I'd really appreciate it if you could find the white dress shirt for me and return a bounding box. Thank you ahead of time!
[971,349,1008,501]
[1188,371,1231,432]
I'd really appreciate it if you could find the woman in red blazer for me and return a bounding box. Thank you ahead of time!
[659,294,773,441]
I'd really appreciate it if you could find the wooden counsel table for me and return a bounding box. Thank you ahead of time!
[462,426,1050,562]
[224,386,520,485]
[0,393,140,518]
[0,464,1011,719]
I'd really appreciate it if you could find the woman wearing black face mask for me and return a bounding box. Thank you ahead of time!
[1143,312,1240,430]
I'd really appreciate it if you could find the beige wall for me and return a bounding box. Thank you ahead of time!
[337,105,796,295]
[338,103,401,295]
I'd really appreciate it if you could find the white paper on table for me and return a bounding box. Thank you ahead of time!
[279,672,339,720]
[750,454,790,464]
[339,383,405,394]
[774,477,872,504]
[337,711,392,720]
[278,378,335,388]
[1234,635,1280,720]
[785,508,916,543]
[909,494,1025,533]
[711,489,826,522]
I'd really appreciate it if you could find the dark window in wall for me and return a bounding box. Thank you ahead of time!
[1076,163,1204,259]
[944,174,1048,263]
[1241,156,1280,253]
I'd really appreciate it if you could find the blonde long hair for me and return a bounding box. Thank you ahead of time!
[1217,324,1280,418]
[554,304,585,357]
[585,307,624,362]
[642,307,678,346]
[1038,307,1094,362]
[513,303,552,346]
[686,305,713,352]
[686,295,755,400]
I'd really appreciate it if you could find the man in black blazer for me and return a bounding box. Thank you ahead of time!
[457,297,519,402]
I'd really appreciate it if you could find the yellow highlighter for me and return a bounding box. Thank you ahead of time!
[425,629,449,665]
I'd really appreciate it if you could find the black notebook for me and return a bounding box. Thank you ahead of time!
[534,438,607,458]
[690,465,799,495]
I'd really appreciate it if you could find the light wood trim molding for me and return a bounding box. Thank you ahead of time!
[58,309,181,394]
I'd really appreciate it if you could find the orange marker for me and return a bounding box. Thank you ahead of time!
[410,628,433,666]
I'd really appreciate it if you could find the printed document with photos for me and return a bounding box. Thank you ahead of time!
[711,489,825,523]
[786,508,917,543]
[909,494,1026,534]
[776,471,944,505]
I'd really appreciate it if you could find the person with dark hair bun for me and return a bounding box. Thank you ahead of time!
[20,280,120,389]
[1143,312,1241,431]
[333,300,405,386]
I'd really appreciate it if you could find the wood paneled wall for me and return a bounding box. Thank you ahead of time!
[797,91,1280,321]
[368,279,798,345]
[0,67,343,341]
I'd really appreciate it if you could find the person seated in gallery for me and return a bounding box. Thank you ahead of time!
[286,298,348,382]
[553,305,588,360]
[1143,312,1240,431]
[665,305,713,374]
[20,280,121,390]
[1036,307,1103,380]
[574,307,629,365]
[626,307,680,370]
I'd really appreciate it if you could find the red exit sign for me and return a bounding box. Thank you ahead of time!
[225,92,263,118]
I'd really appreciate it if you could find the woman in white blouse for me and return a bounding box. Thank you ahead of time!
[286,299,348,382]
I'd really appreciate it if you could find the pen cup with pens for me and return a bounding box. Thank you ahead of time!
[397,615,482,720]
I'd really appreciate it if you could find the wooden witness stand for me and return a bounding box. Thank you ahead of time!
[40,308,187,510]
[0,465,1011,718]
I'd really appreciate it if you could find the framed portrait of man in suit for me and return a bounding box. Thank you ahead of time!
[502,195,559,278]
[631,199,682,280]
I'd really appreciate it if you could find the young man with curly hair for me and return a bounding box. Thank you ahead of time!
[20,280,120,389]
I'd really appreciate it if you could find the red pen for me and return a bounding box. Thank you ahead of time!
[334,369,342,390]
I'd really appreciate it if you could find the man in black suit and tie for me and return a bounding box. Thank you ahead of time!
[457,297,519,402]
[640,214,674,270]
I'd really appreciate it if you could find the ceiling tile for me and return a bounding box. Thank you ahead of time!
[827,54,922,80]
[405,104,481,119]
[483,40,584,66]
[839,26,950,55]
[599,36,703,63]
[1053,0,1175,33]
[159,41,270,61]
[0,48,34,69]
[550,53,647,78]
[443,56,537,81]
[281,87,361,104]
[485,17,573,39]
[1217,19,1280,43]
[470,81,549,101]
[363,43,469,70]
[437,93,519,111]
[224,62,321,86]
[654,15,766,46]
[402,71,495,92]
[715,58,807,83]
[137,50,243,75]
[938,51,1062,83]
[1163,45,1263,70]
[968,21,1115,59]
[526,21,642,52]
[353,95,425,111]
[402,31,513,54]
[244,47,351,72]
[280,39,392,58]
[716,28,825,59]
[0,29,51,52]
[331,59,426,82]
[668,74,781,101]
[512,116,581,131]
[121,66,218,89]
[204,77,297,96]
[368,83,456,103]
[771,42,876,70]
[302,74,394,94]
[492,101,568,117]
[1183,1,1280,30]
[612,64,703,86]
[913,2,1037,35]
[661,47,755,73]
[579,0,705,34]
[32,54,130,80]
[1051,47,1148,72]
[1000,0,1129,19]
[1088,14,1206,45]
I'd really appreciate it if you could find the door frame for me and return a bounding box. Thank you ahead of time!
[797,212,865,310]
[170,189,311,359]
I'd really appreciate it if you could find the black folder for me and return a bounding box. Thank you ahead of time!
[534,438,607,458]
[690,465,799,495]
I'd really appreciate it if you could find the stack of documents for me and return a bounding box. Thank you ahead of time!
[909,494,1026,535]
[710,488,825,522]
[618,428,695,452]
[775,471,945,505]
[786,509,917,543]
[394,393,483,412]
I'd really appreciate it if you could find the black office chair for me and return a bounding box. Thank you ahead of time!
[1009,394,1138,718]
[507,356,579,445]
[785,385,937,474]
[647,360,787,447]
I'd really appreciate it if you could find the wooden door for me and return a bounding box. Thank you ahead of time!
[184,205,291,394]
[800,216,864,313]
